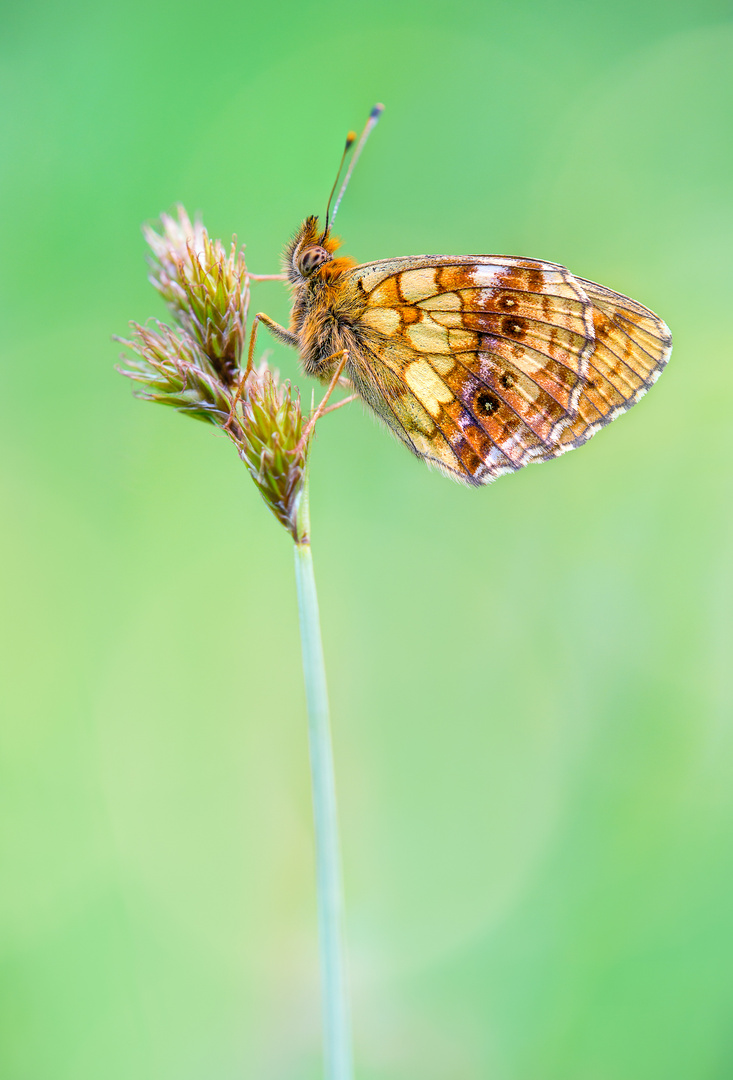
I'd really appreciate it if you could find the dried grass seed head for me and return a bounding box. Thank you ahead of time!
[144,205,250,387]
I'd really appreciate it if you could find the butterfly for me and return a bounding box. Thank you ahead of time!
[246,107,672,486]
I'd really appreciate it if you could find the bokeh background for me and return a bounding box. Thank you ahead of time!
[2,0,733,1076]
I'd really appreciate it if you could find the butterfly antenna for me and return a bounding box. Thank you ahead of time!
[329,103,384,230]
[322,130,358,240]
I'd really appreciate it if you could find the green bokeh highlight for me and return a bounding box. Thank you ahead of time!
[1,1,732,1077]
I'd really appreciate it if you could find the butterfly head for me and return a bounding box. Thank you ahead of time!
[284,216,341,285]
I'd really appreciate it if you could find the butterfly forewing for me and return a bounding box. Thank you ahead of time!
[348,255,596,483]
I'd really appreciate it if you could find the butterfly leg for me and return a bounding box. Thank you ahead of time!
[320,392,358,416]
[295,350,350,453]
[224,312,299,431]
[246,312,299,374]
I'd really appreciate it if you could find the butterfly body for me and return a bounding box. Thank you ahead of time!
[265,214,672,486]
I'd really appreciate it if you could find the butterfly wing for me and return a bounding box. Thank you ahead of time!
[343,255,597,484]
[550,278,672,454]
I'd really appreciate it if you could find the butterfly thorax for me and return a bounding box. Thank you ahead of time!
[283,216,362,382]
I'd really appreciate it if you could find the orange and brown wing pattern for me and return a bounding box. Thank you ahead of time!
[551,277,672,453]
[345,256,596,484]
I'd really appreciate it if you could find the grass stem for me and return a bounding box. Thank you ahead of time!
[293,480,353,1079]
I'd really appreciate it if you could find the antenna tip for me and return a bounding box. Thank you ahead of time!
[370,103,385,119]
[345,130,357,149]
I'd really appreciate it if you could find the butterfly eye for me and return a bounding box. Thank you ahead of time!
[298,246,331,276]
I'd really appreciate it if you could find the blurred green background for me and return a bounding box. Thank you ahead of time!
[2,0,732,1077]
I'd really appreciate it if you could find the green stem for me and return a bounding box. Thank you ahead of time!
[293,478,353,1080]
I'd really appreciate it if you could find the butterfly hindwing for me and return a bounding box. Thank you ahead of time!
[551,278,673,454]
